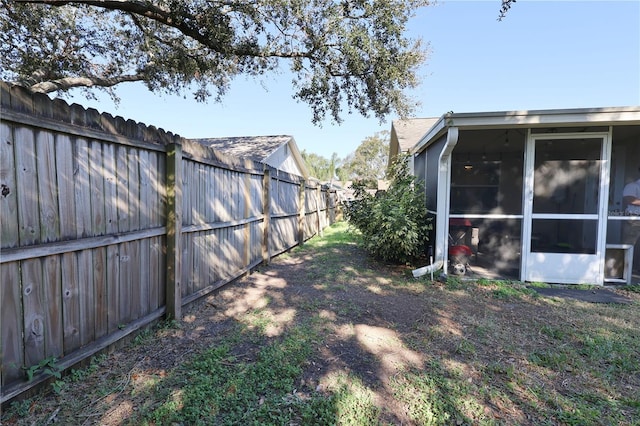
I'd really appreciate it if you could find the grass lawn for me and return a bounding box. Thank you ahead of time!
[3,221,640,425]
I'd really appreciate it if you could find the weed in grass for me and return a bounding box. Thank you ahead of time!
[333,299,362,317]
[328,282,348,292]
[528,281,551,288]
[22,356,62,381]
[573,284,599,291]
[491,282,536,300]
[6,398,33,418]
[298,299,323,312]
[455,339,477,357]
[621,284,640,293]
[492,286,521,299]
[485,361,515,379]
[528,349,572,370]
[51,379,67,395]
[444,277,468,290]
[476,278,493,287]
[539,325,567,340]
[133,328,153,346]
[473,323,492,339]
[622,396,640,409]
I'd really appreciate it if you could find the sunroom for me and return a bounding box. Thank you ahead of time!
[397,107,640,285]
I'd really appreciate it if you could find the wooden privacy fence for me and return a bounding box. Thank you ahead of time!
[0,83,340,403]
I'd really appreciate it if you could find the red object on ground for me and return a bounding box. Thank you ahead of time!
[449,245,472,257]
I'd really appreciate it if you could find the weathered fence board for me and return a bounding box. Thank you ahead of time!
[15,127,39,246]
[22,258,45,367]
[89,140,106,236]
[0,122,18,249]
[1,262,23,384]
[118,146,132,232]
[36,130,60,243]
[74,138,93,239]
[61,252,80,352]
[0,82,341,403]
[42,256,63,359]
[105,245,120,334]
[77,250,95,347]
[93,246,108,339]
[56,135,77,241]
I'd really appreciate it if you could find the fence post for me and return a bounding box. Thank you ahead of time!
[298,179,305,245]
[262,169,271,264]
[329,190,335,224]
[243,172,251,268]
[316,184,323,237]
[165,142,182,320]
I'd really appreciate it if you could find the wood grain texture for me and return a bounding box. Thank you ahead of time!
[0,122,18,249]
[55,135,77,241]
[1,262,24,385]
[74,138,92,239]
[61,252,80,353]
[14,127,39,246]
[43,255,63,358]
[35,130,60,243]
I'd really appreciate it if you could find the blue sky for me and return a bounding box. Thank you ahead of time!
[68,0,640,159]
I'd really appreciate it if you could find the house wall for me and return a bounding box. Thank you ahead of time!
[264,143,302,177]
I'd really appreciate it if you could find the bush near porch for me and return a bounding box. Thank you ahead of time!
[346,156,432,264]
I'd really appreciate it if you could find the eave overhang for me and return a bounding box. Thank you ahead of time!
[412,106,640,155]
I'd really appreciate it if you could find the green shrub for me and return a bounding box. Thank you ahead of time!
[346,155,431,264]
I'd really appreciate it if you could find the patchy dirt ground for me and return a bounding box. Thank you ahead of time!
[3,228,640,425]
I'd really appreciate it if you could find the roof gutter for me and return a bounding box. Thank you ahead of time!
[413,106,640,155]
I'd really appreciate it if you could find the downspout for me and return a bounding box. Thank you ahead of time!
[413,126,459,278]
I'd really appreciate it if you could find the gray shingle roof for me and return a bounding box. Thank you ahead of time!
[192,135,293,163]
[392,118,439,152]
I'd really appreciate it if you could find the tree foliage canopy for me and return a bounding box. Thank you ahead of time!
[341,131,389,185]
[1,0,428,124]
[301,150,340,182]
[498,0,516,20]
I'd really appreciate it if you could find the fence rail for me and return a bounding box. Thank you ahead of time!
[0,82,340,403]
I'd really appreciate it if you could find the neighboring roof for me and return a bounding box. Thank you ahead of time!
[388,118,439,168]
[391,118,439,153]
[193,135,310,178]
[413,106,640,154]
[194,135,293,163]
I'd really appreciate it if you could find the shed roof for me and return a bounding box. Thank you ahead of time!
[193,135,294,163]
[193,135,310,178]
